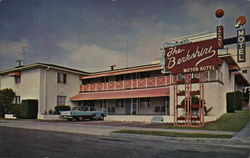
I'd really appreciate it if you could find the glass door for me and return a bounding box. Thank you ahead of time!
[125,99,131,115]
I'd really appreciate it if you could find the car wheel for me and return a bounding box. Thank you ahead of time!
[99,115,104,120]
[72,117,77,122]
[79,116,84,121]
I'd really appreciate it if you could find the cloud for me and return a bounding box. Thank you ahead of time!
[58,42,128,72]
[0,39,29,61]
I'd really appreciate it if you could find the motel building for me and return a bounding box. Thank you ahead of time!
[0,46,249,122]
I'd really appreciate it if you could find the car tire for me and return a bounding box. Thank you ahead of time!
[99,115,104,121]
[79,116,84,121]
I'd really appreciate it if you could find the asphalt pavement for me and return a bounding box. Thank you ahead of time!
[1,119,249,149]
[0,126,249,158]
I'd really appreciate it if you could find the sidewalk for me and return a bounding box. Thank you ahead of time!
[0,119,249,149]
[0,119,236,135]
[232,122,250,140]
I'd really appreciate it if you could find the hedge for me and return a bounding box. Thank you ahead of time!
[226,91,243,113]
[20,99,38,119]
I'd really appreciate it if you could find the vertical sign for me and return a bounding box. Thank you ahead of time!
[237,29,246,62]
[217,25,224,48]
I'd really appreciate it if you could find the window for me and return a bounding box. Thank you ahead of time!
[82,79,90,84]
[57,96,66,105]
[116,75,124,81]
[138,72,150,79]
[242,69,247,74]
[140,98,150,107]
[15,76,21,84]
[57,73,67,84]
[13,96,21,104]
[101,77,108,83]
[116,99,124,108]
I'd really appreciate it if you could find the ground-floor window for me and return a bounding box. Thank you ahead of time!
[57,96,66,105]
[13,96,21,104]
[89,97,170,115]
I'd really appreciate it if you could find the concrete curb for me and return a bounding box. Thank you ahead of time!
[110,133,250,149]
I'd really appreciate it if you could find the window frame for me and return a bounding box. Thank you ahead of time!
[57,96,66,106]
[57,72,67,84]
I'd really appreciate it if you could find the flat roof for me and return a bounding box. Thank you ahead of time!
[0,63,90,75]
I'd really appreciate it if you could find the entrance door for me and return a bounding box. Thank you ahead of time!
[125,99,131,115]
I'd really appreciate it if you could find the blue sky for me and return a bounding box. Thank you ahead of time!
[0,0,249,71]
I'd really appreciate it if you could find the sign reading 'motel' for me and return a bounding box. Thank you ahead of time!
[164,38,220,74]
[237,29,246,62]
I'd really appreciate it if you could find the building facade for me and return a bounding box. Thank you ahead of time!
[70,55,249,122]
[0,63,88,119]
[0,52,249,122]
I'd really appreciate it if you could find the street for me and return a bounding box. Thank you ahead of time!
[0,126,249,158]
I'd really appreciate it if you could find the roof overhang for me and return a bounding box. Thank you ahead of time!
[234,72,250,86]
[70,87,170,101]
[8,71,21,77]
[0,63,89,76]
[81,64,162,79]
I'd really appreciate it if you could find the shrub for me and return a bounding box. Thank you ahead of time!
[234,91,243,110]
[20,99,38,119]
[181,96,200,105]
[8,104,21,116]
[48,109,54,114]
[0,88,16,117]
[226,91,243,112]
[54,105,70,114]
[226,92,235,113]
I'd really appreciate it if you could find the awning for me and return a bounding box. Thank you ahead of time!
[234,72,250,86]
[71,87,170,101]
[8,71,21,76]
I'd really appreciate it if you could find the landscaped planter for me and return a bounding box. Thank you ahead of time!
[5,114,17,119]
[37,114,61,120]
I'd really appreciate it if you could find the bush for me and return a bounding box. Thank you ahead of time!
[8,104,21,116]
[181,96,200,105]
[235,91,243,110]
[0,88,15,117]
[227,91,243,112]
[20,99,38,119]
[54,105,70,114]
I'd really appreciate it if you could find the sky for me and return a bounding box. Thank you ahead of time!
[0,0,249,72]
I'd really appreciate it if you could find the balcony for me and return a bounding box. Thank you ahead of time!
[80,76,171,92]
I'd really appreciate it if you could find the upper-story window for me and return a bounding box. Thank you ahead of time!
[242,69,247,74]
[138,72,150,79]
[57,72,67,84]
[15,76,21,84]
[116,75,124,81]
[101,77,108,83]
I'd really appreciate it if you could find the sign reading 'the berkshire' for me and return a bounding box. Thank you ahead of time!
[164,38,220,74]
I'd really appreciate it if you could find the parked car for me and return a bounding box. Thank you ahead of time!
[59,106,106,121]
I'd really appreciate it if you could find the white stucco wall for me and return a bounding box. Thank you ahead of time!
[0,67,83,116]
[42,69,82,114]
[0,68,41,103]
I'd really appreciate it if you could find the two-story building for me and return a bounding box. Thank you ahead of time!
[70,53,249,122]
[0,63,89,119]
[0,48,249,122]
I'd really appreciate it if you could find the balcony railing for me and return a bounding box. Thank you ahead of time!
[80,76,171,92]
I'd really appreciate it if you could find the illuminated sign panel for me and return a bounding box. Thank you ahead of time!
[164,38,220,74]
[237,29,246,62]
[217,25,224,48]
